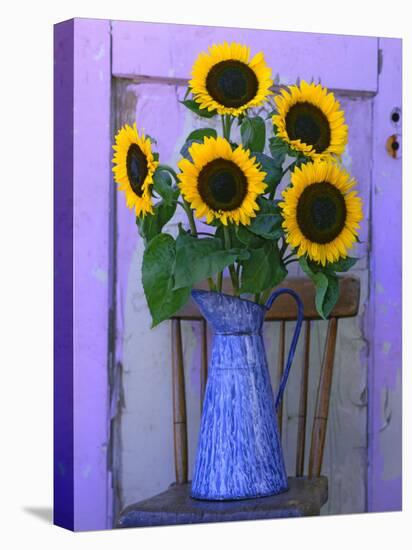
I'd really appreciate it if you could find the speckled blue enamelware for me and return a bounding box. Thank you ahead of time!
[190,288,304,501]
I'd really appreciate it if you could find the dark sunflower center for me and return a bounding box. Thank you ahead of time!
[206,60,259,108]
[285,102,331,153]
[126,143,148,196]
[198,159,248,211]
[296,182,347,244]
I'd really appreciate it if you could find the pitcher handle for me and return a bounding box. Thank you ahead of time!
[265,288,304,412]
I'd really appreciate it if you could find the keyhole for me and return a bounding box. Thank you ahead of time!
[390,108,401,126]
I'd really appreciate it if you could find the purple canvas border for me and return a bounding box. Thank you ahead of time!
[53,18,112,531]
[53,18,74,531]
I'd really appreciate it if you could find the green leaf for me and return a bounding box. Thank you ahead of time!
[215,225,244,249]
[174,233,248,289]
[240,116,266,153]
[235,225,266,249]
[269,135,289,165]
[240,242,287,294]
[237,113,246,126]
[320,274,339,319]
[325,256,358,273]
[181,99,217,118]
[187,128,217,142]
[153,170,179,206]
[248,197,283,240]
[142,234,191,327]
[137,200,176,243]
[299,257,340,319]
[146,134,157,145]
[253,152,283,195]
[180,139,200,160]
[183,87,191,100]
[152,152,159,162]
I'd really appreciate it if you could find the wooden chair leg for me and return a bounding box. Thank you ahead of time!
[309,317,338,477]
[171,319,188,484]
[200,319,208,411]
[277,321,286,437]
[296,320,311,477]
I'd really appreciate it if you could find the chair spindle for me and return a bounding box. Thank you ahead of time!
[171,318,188,484]
[296,320,311,477]
[308,317,338,477]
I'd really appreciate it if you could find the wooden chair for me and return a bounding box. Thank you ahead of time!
[118,276,360,528]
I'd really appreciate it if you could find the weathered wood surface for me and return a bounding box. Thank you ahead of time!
[117,477,328,528]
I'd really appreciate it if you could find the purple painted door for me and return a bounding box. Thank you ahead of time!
[54,19,401,530]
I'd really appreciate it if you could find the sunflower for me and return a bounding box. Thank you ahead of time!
[178,137,267,226]
[279,160,362,266]
[189,42,273,117]
[112,123,158,216]
[272,80,348,160]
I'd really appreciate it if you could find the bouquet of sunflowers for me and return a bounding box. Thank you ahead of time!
[112,42,363,327]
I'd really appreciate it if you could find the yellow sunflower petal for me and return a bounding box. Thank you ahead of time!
[189,42,273,117]
[280,159,362,265]
[272,79,347,160]
[112,123,159,217]
[178,137,267,226]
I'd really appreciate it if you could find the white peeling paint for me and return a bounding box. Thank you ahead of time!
[376,282,385,294]
[93,44,105,61]
[92,267,108,284]
[381,369,402,481]
[82,464,92,478]
[382,341,392,355]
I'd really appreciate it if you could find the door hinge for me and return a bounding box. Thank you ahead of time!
[378,48,383,74]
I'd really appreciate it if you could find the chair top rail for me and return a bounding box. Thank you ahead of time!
[173,276,360,321]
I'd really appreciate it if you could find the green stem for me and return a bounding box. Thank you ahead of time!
[207,277,217,291]
[284,258,299,267]
[283,251,296,262]
[236,261,241,281]
[221,115,226,138]
[254,293,261,303]
[260,287,272,305]
[217,271,223,293]
[221,114,233,141]
[280,237,288,257]
[158,164,179,182]
[223,225,239,295]
[182,200,197,237]
[268,160,298,201]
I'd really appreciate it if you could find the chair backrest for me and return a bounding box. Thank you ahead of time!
[170,276,360,484]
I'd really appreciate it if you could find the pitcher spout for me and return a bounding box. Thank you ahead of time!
[191,289,265,334]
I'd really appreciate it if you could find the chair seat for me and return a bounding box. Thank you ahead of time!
[117,476,328,528]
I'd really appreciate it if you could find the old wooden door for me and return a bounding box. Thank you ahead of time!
[59,19,401,529]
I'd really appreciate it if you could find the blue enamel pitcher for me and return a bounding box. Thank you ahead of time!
[190,288,304,501]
